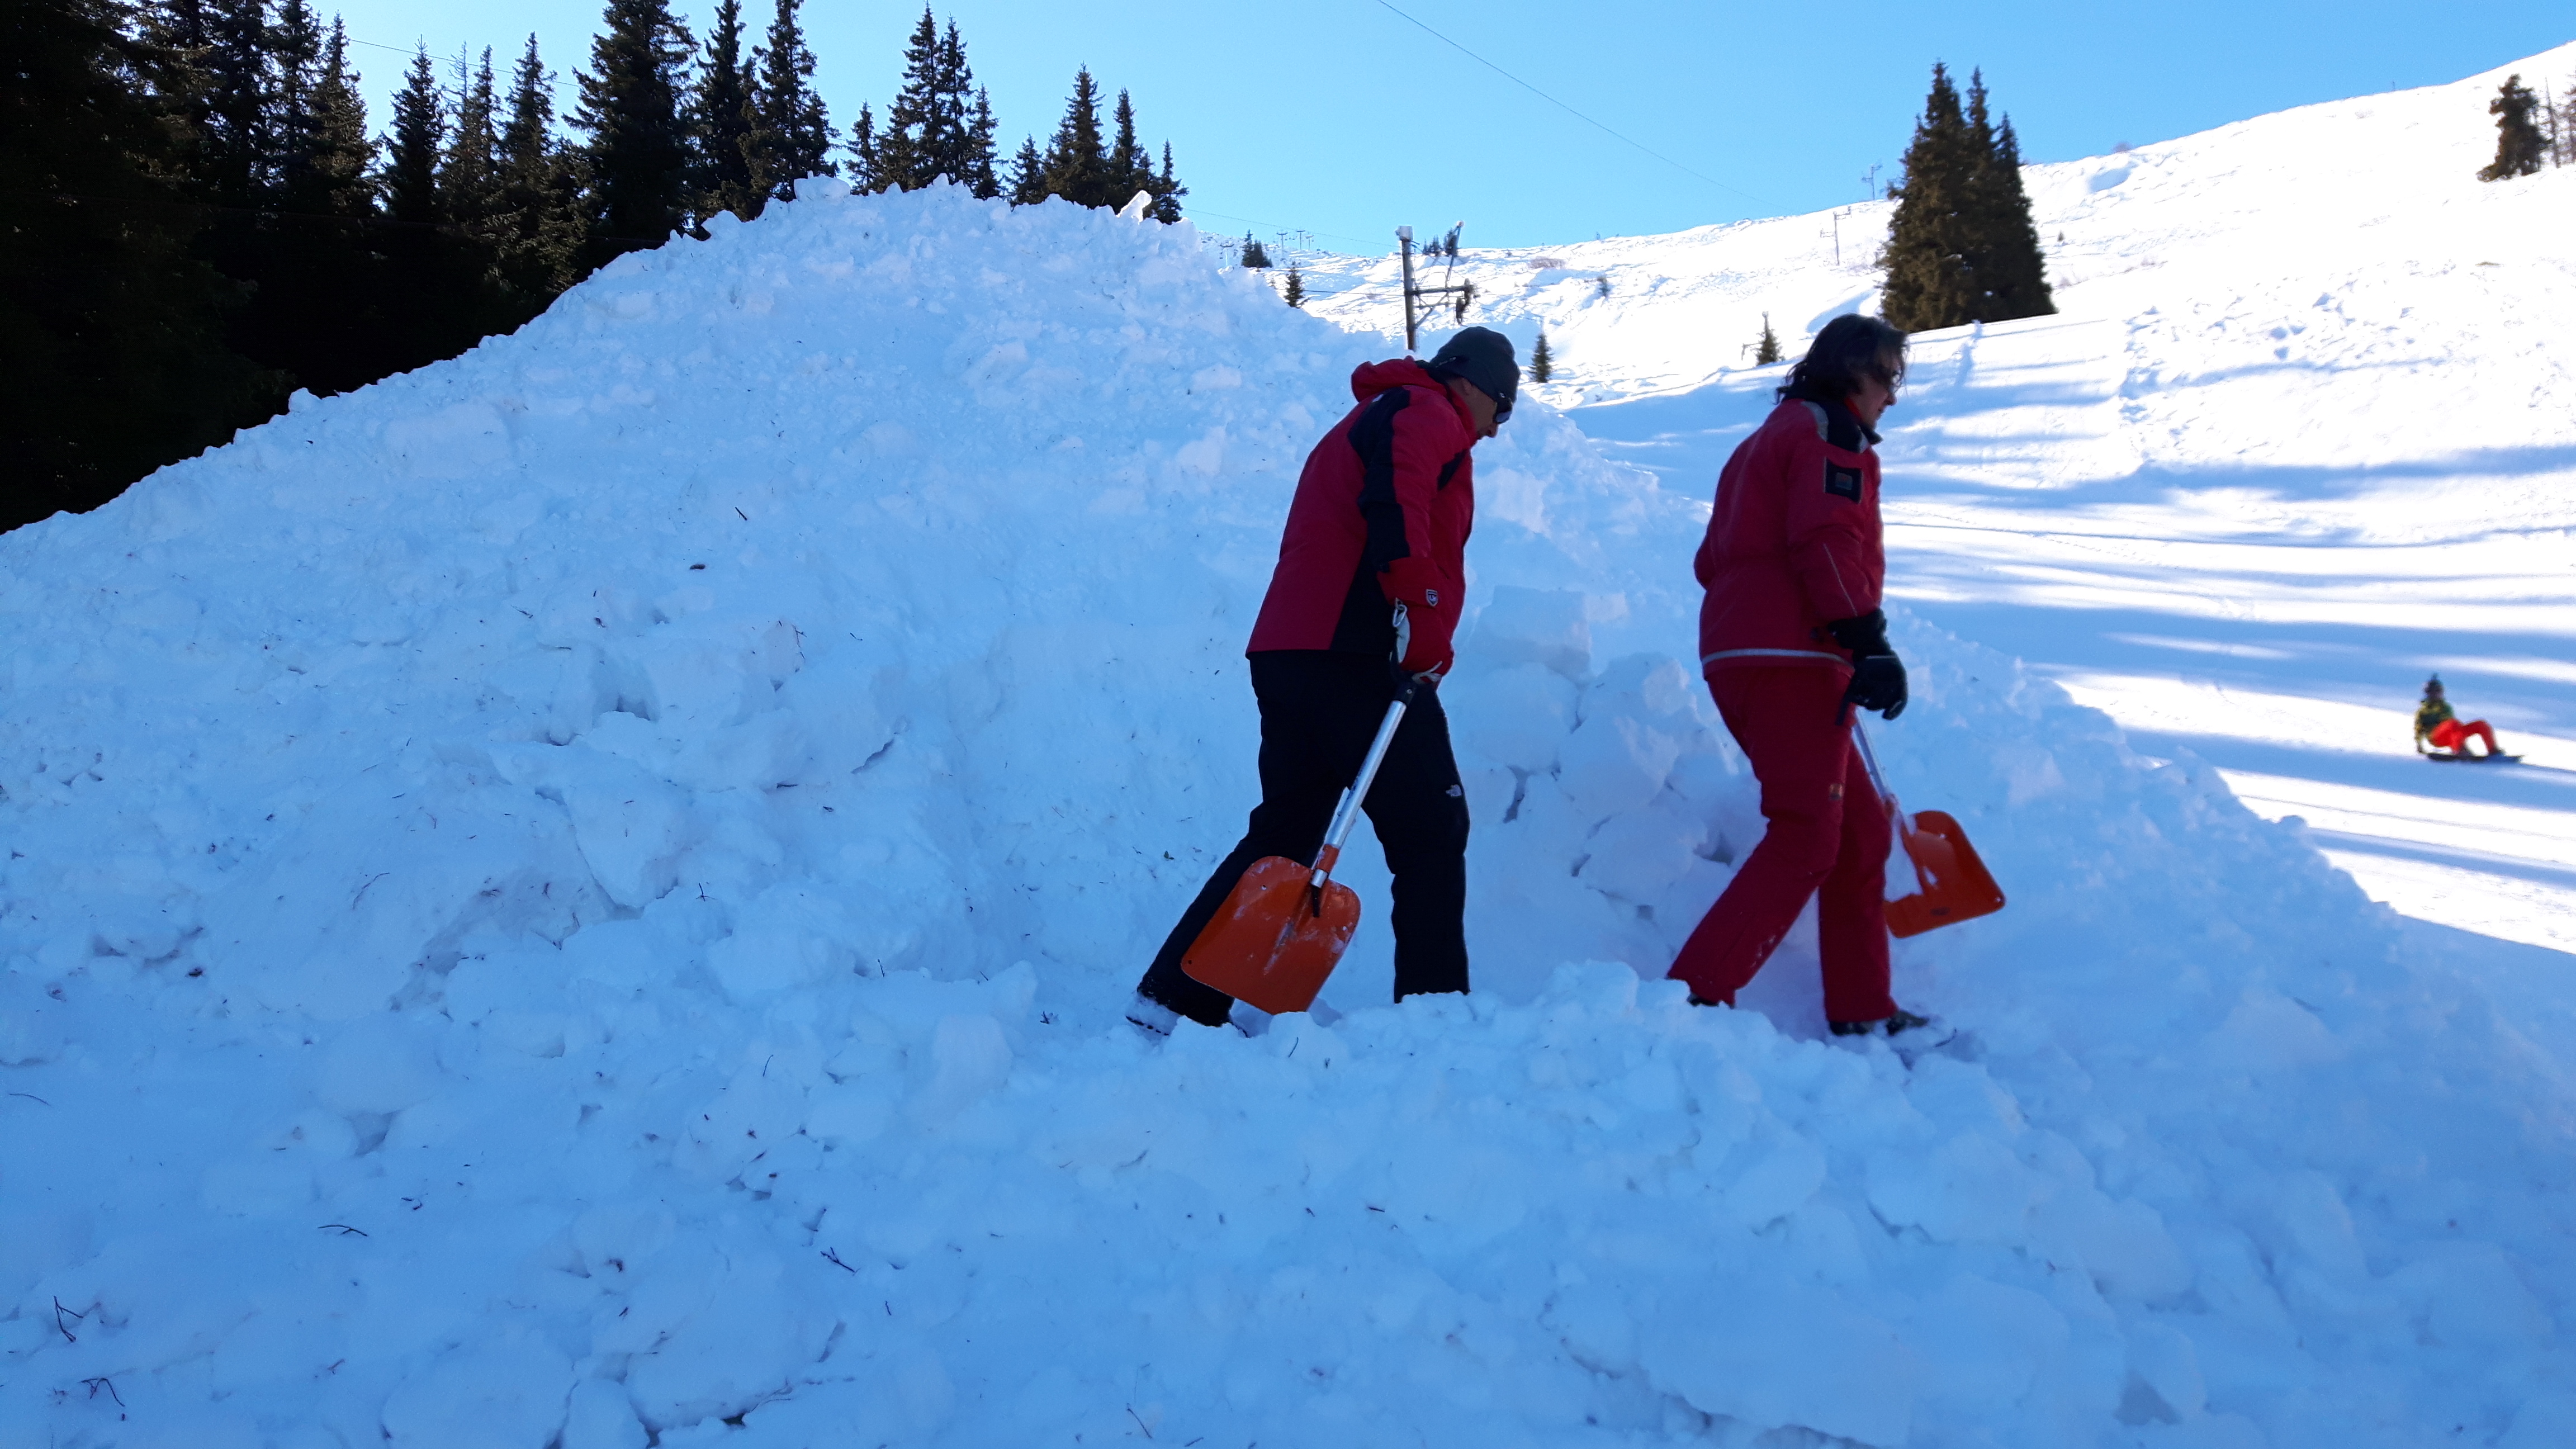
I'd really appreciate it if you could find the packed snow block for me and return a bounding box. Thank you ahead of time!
[1866,1131,2046,1246]
[614,1247,835,1432]
[705,882,869,1001]
[381,401,512,480]
[380,1328,572,1447]
[1441,661,1578,774]
[1555,656,1699,821]
[1638,1265,1916,1446]
[197,792,596,1020]
[1460,585,1592,680]
[495,742,696,910]
[562,1380,649,1449]
[315,1012,447,1115]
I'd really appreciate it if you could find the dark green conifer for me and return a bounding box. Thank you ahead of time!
[443,48,503,230]
[1878,63,1979,333]
[691,0,765,219]
[197,0,269,206]
[751,0,831,198]
[1283,264,1304,309]
[2479,75,2547,181]
[573,0,695,258]
[845,103,880,191]
[1754,314,1780,365]
[1109,89,1145,202]
[1150,142,1185,222]
[495,34,585,299]
[384,45,446,227]
[1007,135,1045,204]
[1974,110,2054,320]
[1531,330,1553,382]
[873,7,940,188]
[1240,233,1270,267]
[4,0,278,529]
[1036,67,1109,205]
[960,87,1000,198]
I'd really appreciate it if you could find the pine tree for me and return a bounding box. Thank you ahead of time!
[1879,63,1981,333]
[1007,135,1045,204]
[874,7,939,188]
[574,0,696,258]
[1282,263,1304,309]
[1036,67,1109,205]
[1108,89,1146,203]
[960,87,1000,198]
[5,0,278,528]
[2478,74,2547,181]
[1531,330,1553,382]
[1754,314,1780,365]
[1964,73,2053,323]
[384,45,446,228]
[1150,141,1185,222]
[1240,232,1270,267]
[691,0,764,219]
[845,103,879,191]
[496,34,585,299]
[299,20,375,219]
[751,0,831,198]
[197,0,269,207]
[443,48,503,233]
[268,0,322,201]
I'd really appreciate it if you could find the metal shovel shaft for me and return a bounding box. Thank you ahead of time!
[1311,690,1413,886]
[1852,722,1911,842]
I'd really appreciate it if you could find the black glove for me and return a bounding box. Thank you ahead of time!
[1826,609,1907,722]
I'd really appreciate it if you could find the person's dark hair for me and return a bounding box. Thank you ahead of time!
[1779,314,1908,402]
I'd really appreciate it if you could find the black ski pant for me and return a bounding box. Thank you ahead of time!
[1137,649,1470,1026]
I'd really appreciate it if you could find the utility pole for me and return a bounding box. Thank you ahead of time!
[1395,224,1474,354]
[1861,163,1882,201]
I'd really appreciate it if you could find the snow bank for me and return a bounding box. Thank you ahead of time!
[6,177,2573,1448]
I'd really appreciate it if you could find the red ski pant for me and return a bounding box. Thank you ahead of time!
[1666,666,1895,1025]
[2430,718,2499,755]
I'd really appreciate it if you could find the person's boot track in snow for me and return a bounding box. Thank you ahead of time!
[1130,328,1517,1033]
[1665,315,1934,1038]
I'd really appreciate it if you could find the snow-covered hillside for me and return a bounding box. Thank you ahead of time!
[1305,42,2576,962]
[7,48,2576,1449]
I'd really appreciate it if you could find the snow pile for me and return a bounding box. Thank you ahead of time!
[6,173,2575,1448]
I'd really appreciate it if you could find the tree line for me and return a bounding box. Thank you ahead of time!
[4,0,1188,533]
[2478,70,2573,182]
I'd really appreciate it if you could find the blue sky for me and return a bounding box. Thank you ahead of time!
[335,1,2573,252]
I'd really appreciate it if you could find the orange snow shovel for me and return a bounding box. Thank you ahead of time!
[1855,725,2006,938]
[1181,677,1422,1015]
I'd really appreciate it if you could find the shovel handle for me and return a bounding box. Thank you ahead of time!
[1311,684,1414,887]
[1852,723,1911,840]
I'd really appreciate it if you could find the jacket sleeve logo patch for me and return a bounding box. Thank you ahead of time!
[1825,463,1863,501]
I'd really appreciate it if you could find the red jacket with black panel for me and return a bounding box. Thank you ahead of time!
[1247,359,1477,668]
[1694,387,1884,679]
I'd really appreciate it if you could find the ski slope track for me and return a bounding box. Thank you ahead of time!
[7,54,2576,1449]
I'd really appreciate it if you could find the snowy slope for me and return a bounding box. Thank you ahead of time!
[1302,43,2576,959]
[6,137,2576,1449]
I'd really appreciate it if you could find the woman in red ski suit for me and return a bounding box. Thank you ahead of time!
[1666,315,1929,1036]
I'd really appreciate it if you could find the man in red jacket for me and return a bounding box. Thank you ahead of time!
[1132,328,1518,1031]
[1667,314,1932,1038]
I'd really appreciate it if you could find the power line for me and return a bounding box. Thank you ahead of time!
[1371,0,1767,208]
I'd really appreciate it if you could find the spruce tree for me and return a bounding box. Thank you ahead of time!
[574,0,695,258]
[752,0,832,197]
[1007,135,1045,204]
[874,7,939,188]
[1036,67,1109,205]
[1109,89,1145,201]
[1975,112,2054,320]
[268,0,322,201]
[1531,330,1553,382]
[496,34,585,299]
[1283,264,1304,309]
[443,49,503,233]
[4,0,277,528]
[1754,314,1780,365]
[691,0,764,219]
[845,103,879,191]
[197,0,269,207]
[961,87,1000,198]
[1240,232,1270,267]
[1150,142,1184,222]
[2478,75,2547,181]
[300,20,375,219]
[384,45,446,228]
[1879,63,1980,333]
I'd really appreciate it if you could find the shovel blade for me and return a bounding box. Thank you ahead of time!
[1180,855,1361,1015]
[1887,809,2006,938]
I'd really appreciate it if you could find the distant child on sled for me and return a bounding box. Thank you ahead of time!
[2414,675,2509,760]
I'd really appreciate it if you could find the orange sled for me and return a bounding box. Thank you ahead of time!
[1855,726,2006,938]
[1181,679,1419,1015]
